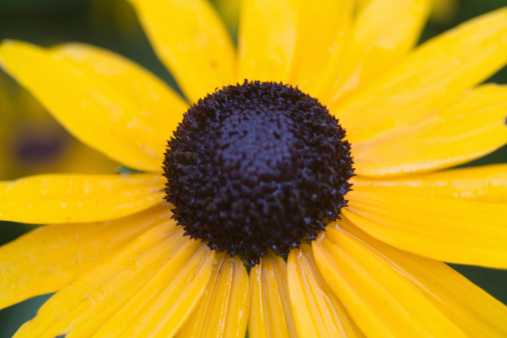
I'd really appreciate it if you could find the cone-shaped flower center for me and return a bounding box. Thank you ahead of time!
[164,81,353,265]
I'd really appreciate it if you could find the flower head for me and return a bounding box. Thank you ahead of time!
[0,0,507,336]
[164,80,353,264]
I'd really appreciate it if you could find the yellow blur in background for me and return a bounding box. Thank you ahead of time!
[0,73,118,181]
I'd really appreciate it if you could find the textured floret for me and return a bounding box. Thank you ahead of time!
[164,81,353,265]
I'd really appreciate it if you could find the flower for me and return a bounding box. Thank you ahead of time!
[1,0,507,336]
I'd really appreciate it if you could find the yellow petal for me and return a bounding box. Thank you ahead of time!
[288,0,353,96]
[128,0,235,103]
[344,189,507,268]
[14,222,183,338]
[0,173,165,224]
[249,253,298,338]
[336,8,507,143]
[238,0,300,83]
[353,84,507,177]
[0,41,167,172]
[94,243,215,338]
[313,226,465,336]
[177,254,249,337]
[0,205,171,311]
[287,245,363,337]
[321,0,430,105]
[351,164,507,202]
[52,43,188,159]
[336,220,507,336]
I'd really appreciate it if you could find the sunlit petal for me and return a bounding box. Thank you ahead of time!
[177,254,249,337]
[238,0,300,82]
[336,8,507,143]
[354,84,507,177]
[14,223,183,337]
[313,225,466,336]
[335,220,507,336]
[0,41,171,171]
[93,242,214,338]
[351,164,507,202]
[0,173,165,224]
[52,43,188,159]
[129,0,236,103]
[321,0,430,105]
[249,253,298,338]
[0,205,172,311]
[287,245,363,337]
[288,0,353,96]
[345,189,507,268]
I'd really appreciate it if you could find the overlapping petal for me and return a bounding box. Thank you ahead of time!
[14,222,182,337]
[0,205,172,311]
[0,41,181,172]
[354,84,507,177]
[288,0,353,95]
[320,0,430,105]
[313,223,506,336]
[331,221,507,336]
[0,173,165,224]
[351,164,507,202]
[93,241,214,337]
[249,253,298,338]
[336,8,507,143]
[129,0,236,103]
[344,189,507,268]
[238,0,300,82]
[287,245,363,337]
[178,254,249,337]
[52,43,188,157]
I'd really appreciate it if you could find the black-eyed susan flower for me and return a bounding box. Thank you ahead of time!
[1,0,507,336]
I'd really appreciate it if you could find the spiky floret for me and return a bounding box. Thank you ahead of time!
[164,80,353,265]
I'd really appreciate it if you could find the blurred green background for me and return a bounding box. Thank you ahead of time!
[0,0,506,336]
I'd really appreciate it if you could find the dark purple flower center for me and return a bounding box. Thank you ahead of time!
[163,80,353,265]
